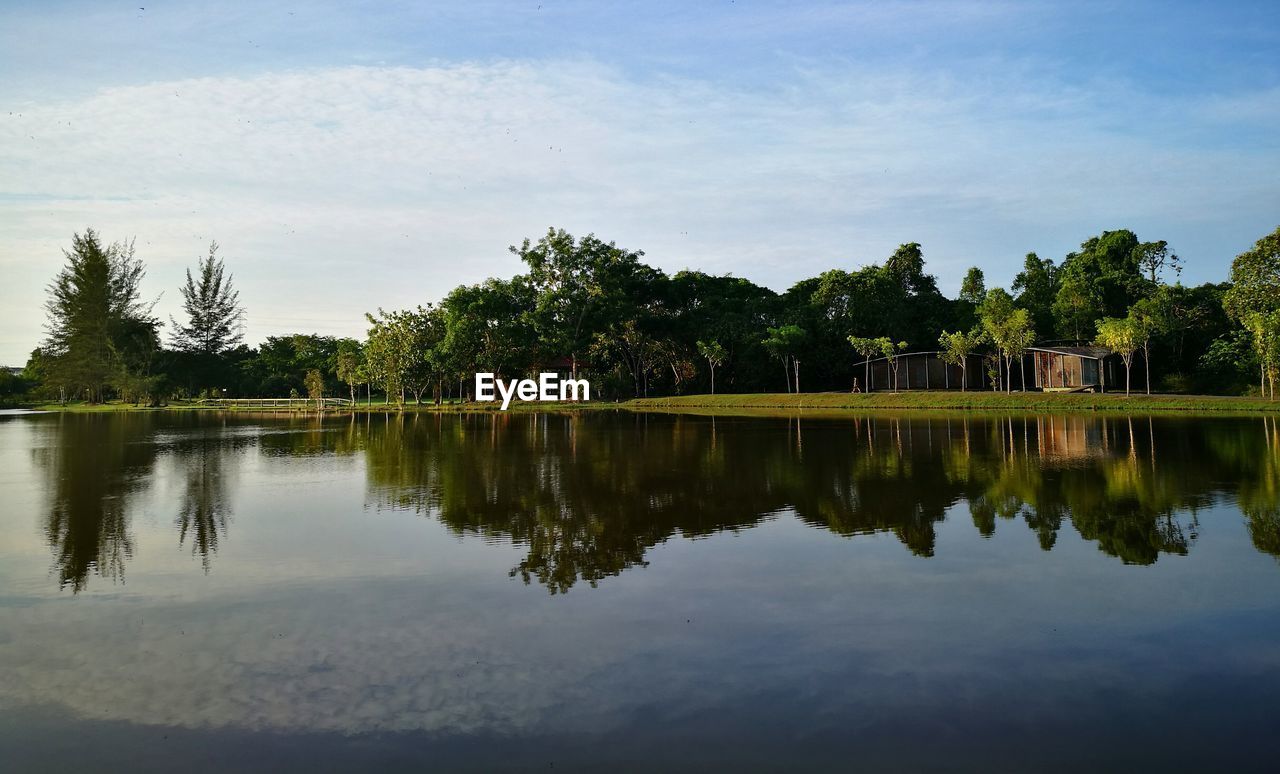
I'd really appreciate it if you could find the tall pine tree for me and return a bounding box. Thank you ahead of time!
[170,241,245,355]
[43,229,157,402]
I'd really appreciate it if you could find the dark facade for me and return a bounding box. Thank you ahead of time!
[858,352,986,391]
[1027,346,1144,392]
[857,346,1143,393]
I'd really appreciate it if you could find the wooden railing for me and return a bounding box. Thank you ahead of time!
[192,397,354,408]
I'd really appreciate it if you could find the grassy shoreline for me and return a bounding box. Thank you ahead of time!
[624,391,1280,413]
[13,390,1280,415]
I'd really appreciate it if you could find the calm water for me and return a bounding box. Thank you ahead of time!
[1,410,1279,772]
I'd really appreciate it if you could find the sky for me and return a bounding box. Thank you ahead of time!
[1,0,1278,365]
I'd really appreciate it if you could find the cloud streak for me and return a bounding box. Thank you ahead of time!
[1,58,1276,363]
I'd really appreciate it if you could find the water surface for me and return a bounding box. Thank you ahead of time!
[1,411,1278,771]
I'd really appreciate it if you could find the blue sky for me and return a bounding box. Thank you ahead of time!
[2,1,1278,364]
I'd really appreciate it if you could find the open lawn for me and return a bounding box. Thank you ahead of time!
[623,391,1280,414]
[19,390,1280,415]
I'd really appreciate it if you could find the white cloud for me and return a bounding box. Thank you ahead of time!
[1,59,1276,363]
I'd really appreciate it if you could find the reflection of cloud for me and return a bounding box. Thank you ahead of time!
[3,524,1277,741]
[0,582,620,736]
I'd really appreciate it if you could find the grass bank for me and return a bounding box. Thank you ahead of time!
[623,391,1280,414]
[20,391,1280,415]
[19,398,612,414]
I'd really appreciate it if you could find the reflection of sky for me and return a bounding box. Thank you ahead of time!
[1,414,1279,769]
[5,509,1279,734]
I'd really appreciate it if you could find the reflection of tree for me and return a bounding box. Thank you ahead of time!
[942,416,1218,564]
[254,411,366,458]
[364,412,1280,590]
[366,413,774,593]
[1239,416,1280,559]
[33,409,1280,594]
[36,414,158,591]
[791,417,956,556]
[173,431,244,571]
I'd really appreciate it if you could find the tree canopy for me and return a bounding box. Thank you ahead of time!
[20,224,1280,404]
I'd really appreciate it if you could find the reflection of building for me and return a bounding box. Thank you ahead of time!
[1035,415,1107,460]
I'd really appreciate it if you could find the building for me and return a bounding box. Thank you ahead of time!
[859,351,988,391]
[1026,345,1144,392]
[856,345,1142,393]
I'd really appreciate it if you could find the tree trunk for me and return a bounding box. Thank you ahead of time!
[710,365,716,395]
[1125,363,1131,395]
[1019,357,1026,393]
[1144,343,1151,395]
[783,360,790,393]
[794,358,800,393]
[865,359,871,393]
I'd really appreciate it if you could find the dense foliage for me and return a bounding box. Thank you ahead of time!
[18,224,1280,404]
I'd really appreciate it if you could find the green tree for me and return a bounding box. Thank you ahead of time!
[697,340,728,394]
[402,305,447,404]
[847,336,884,392]
[364,309,409,404]
[1128,297,1166,395]
[762,325,806,393]
[1242,311,1280,400]
[304,368,325,409]
[938,329,984,391]
[595,319,662,397]
[959,267,986,305]
[237,334,338,398]
[1196,329,1256,394]
[1012,252,1058,336]
[978,288,1018,391]
[1053,267,1103,342]
[885,242,926,293]
[1052,230,1148,341]
[335,342,363,406]
[42,229,158,403]
[1095,317,1141,395]
[1224,226,1280,395]
[515,228,647,381]
[1007,309,1036,391]
[1134,240,1181,285]
[879,339,909,391]
[169,241,244,355]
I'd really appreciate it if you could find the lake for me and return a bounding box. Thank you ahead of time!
[1,410,1278,772]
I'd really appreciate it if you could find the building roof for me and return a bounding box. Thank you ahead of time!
[1027,345,1113,359]
[859,350,982,365]
[856,346,1115,364]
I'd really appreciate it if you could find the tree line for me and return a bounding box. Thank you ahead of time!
[8,224,1279,405]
